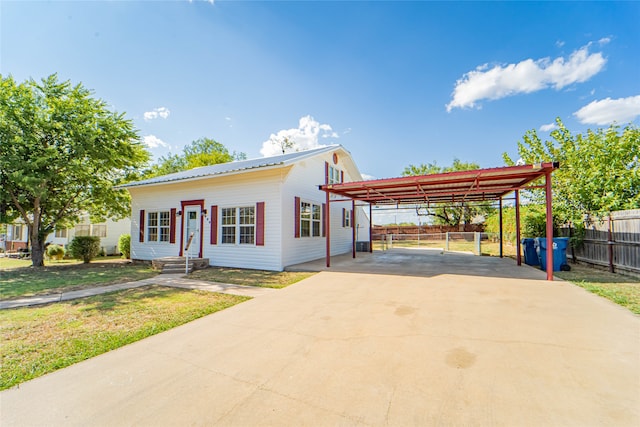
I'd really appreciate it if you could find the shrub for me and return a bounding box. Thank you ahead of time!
[68,236,101,263]
[118,234,131,259]
[46,244,65,260]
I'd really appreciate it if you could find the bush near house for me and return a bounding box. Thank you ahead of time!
[118,234,131,259]
[68,236,101,264]
[46,244,65,260]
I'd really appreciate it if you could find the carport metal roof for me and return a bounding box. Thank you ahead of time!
[319,162,559,205]
[319,162,560,281]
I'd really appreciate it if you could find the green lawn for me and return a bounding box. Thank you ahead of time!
[0,260,158,299]
[189,267,315,288]
[556,263,640,315]
[1,286,249,390]
[372,239,517,257]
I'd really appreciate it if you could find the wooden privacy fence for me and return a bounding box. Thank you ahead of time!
[560,209,640,276]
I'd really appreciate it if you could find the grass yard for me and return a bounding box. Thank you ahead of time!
[0,260,158,299]
[1,286,249,390]
[556,263,640,315]
[189,267,315,288]
[372,239,517,257]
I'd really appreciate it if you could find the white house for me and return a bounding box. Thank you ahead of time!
[120,145,370,271]
[2,216,130,256]
[47,216,131,256]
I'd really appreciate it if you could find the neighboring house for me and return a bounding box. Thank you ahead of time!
[120,145,370,271]
[48,216,131,256]
[2,216,130,256]
[2,222,29,252]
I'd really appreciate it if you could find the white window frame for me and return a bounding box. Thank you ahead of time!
[54,228,68,238]
[221,206,256,245]
[300,201,322,238]
[328,166,342,184]
[147,211,171,243]
[343,209,352,228]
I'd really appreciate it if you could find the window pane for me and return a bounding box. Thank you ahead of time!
[148,229,158,242]
[240,226,255,244]
[239,207,255,225]
[312,204,321,220]
[92,224,107,238]
[301,220,310,237]
[75,225,90,236]
[222,208,236,225]
[148,212,158,226]
[222,226,236,244]
[312,221,320,237]
[159,212,170,226]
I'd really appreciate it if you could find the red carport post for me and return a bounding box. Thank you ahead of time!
[545,170,554,281]
[499,197,503,258]
[326,190,331,268]
[369,203,373,253]
[515,190,522,266]
[352,199,356,258]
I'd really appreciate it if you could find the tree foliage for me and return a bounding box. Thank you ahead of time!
[0,74,150,266]
[144,137,245,178]
[503,118,640,224]
[402,159,494,227]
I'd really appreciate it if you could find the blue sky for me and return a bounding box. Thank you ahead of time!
[2,1,639,182]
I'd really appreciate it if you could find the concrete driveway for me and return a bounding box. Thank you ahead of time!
[2,249,639,426]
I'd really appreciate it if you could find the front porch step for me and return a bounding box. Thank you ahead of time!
[152,257,209,274]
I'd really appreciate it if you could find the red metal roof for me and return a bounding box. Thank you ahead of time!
[320,162,558,205]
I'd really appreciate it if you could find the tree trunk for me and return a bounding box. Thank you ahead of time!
[30,235,46,267]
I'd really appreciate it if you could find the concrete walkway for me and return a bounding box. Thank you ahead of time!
[0,274,275,309]
[2,250,639,426]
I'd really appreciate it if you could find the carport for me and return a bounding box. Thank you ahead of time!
[320,162,559,280]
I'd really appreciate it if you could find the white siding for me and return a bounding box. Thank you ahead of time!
[281,149,361,267]
[129,168,286,271]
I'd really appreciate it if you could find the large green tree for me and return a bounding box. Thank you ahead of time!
[402,159,494,227]
[0,74,149,266]
[503,118,640,224]
[144,137,246,178]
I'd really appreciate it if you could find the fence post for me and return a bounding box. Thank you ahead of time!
[475,232,481,256]
[389,233,393,249]
[608,216,615,273]
[445,232,449,252]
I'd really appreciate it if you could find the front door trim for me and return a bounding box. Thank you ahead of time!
[179,199,205,257]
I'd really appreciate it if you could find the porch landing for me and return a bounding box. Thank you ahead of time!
[151,257,210,274]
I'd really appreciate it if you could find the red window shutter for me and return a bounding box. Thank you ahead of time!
[210,205,218,245]
[322,203,327,237]
[256,202,265,246]
[340,170,344,183]
[139,210,145,242]
[294,197,300,238]
[342,208,346,227]
[324,161,329,184]
[169,208,177,243]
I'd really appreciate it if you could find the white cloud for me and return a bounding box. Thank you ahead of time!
[143,135,169,149]
[555,40,565,48]
[446,43,606,112]
[144,107,171,121]
[361,173,377,181]
[539,122,559,132]
[574,95,640,125]
[260,115,338,157]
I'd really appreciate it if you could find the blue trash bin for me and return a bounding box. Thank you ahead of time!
[521,238,539,266]
[535,237,569,271]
